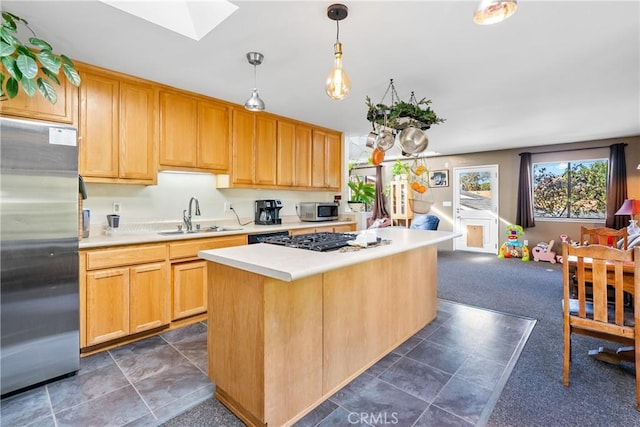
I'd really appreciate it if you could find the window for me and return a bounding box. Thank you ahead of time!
[533,159,608,219]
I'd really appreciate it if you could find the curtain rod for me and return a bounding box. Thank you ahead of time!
[519,143,626,156]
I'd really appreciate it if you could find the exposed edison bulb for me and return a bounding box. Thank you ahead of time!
[325,42,350,100]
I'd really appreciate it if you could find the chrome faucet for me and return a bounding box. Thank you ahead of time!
[183,197,201,231]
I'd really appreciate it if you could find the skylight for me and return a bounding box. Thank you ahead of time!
[99,0,238,41]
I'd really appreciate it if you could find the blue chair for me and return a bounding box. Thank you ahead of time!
[410,214,440,230]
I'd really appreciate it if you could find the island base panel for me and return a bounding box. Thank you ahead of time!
[323,245,437,392]
[208,264,323,426]
[215,387,266,427]
[207,244,438,426]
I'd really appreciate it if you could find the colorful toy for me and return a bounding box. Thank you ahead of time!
[498,224,529,261]
[532,240,557,263]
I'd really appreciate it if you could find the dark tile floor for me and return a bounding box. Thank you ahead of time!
[292,300,536,427]
[1,300,535,427]
[0,322,213,427]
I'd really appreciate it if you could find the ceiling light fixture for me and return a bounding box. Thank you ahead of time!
[244,52,265,112]
[473,0,518,25]
[325,3,350,100]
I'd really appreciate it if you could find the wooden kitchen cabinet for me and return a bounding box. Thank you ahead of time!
[311,129,342,191]
[169,235,247,321]
[129,262,171,333]
[224,113,338,190]
[277,120,313,188]
[81,244,169,349]
[85,267,130,345]
[159,90,197,168]
[198,100,230,171]
[231,108,277,186]
[79,64,157,185]
[276,120,296,186]
[255,115,277,185]
[231,108,254,185]
[159,89,230,173]
[172,261,208,320]
[0,69,77,125]
[295,124,313,187]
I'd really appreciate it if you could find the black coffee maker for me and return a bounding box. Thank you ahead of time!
[255,199,283,225]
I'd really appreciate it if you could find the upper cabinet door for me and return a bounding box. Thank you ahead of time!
[79,65,157,185]
[79,70,119,178]
[295,125,312,188]
[311,129,342,190]
[197,100,230,172]
[119,81,157,180]
[277,120,296,187]
[231,108,255,185]
[311,130,327,188]
[254,115,277,186]
[159,91,198,167]
[325,132,342,190]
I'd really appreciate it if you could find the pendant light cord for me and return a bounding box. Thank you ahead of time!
[336,20,340,43]
[253,64,257,89]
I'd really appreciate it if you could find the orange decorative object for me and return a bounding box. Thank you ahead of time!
[372,147,384,165]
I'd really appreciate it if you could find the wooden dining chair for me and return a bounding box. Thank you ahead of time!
[562,242,640,410]
[580,226,628,249]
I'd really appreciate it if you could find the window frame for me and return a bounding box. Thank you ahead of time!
[532,157,608,221]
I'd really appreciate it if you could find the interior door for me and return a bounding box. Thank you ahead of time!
[453,165,499,253]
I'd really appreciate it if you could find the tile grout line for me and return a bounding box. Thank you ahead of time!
[107,349,158,424]
[160,334,209,378]
[44,383,58,427]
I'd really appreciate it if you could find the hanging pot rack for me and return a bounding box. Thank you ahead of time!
[365,79,444,132]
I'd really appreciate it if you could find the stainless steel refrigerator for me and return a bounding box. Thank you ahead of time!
[1,117,80,395]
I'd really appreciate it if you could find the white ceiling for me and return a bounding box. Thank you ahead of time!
[5,1,639,161]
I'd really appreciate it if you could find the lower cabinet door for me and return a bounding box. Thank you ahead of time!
[172,260,208,320]
[86,267,130,346]
[129,262,170,333]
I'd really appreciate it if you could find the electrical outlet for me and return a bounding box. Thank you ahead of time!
[112,202,122,214]
[224,202,232,212]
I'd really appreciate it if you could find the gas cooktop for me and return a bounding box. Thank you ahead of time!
[261,232,358,252]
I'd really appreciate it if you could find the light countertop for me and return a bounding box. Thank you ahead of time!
[79,220,357,249]
[198,228,460,282]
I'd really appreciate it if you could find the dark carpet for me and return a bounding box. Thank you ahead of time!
[437,250,639,426]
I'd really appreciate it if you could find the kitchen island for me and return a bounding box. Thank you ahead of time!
[199,227,458,427]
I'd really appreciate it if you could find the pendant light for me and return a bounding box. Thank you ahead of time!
[325,4,350,100]
[473,0,518,25]
[244,51,265,111]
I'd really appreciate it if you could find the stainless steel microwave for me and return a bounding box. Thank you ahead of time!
[299,202,339,222]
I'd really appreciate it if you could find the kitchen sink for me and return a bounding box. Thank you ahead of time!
[157,226,243,236]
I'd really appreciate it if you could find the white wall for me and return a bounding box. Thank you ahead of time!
[83,171,340,230]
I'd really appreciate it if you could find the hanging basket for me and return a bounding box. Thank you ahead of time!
[408,186,433,214]
[409,196,433,214]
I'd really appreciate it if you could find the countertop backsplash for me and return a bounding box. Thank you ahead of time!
[82,171,344,235]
